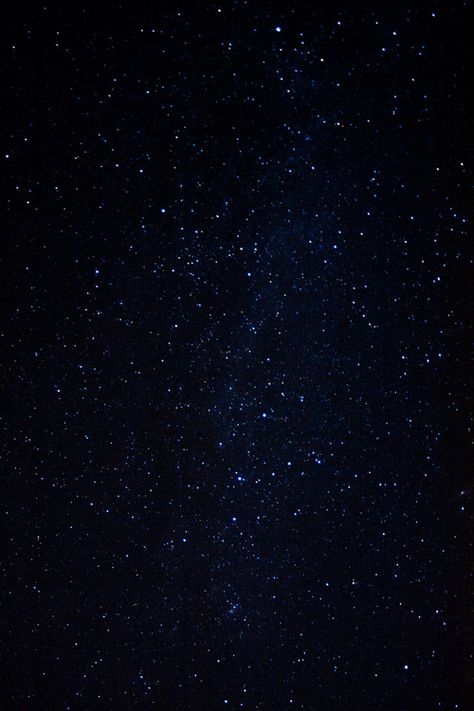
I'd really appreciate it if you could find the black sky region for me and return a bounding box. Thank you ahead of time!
[1,1,473,709]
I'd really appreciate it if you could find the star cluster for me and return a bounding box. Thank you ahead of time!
[2,2,472,709]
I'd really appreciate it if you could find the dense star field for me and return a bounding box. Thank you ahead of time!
[2,1,472,709]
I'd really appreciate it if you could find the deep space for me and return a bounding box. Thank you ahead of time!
[2,1,472,709]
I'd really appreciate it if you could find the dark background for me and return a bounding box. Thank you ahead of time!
[1,1,472,709]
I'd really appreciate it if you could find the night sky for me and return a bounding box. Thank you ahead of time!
[2,1,472,709]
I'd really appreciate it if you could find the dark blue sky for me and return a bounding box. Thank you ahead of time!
[2,1,472,709]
